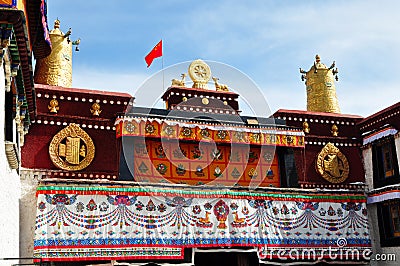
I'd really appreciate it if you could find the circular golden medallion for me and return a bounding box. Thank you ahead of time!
[316,143,349,183]
[49,123,95,171]
[188,59,211,89]
[202,98,209,105]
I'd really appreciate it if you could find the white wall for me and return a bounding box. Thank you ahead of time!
[0,55,21,265]
[363,134,400,266]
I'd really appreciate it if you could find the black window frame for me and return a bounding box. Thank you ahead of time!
[377,200,400,247]
[372,136,400,188]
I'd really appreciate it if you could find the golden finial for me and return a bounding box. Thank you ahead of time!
[48,99,59,113]
[302,121,310,134]
[90,103,102,116]
[54,19,60,29]
[331,124,339,136]
[300,55,341,113]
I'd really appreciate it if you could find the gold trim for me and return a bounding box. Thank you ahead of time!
[48,99,60,113]
[49,123,95,171]
[316,143,349,183]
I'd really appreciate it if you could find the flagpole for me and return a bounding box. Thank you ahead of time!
[162,50,165,91]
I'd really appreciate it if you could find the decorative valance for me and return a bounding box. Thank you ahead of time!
[367,185,400,204]
[34,185,370,262]
[115,118,304,147]
[362,127,398,146]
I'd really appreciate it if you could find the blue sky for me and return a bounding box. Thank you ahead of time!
[46,0,400,117]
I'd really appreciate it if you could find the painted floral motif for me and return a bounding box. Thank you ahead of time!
[250,133,261,142]
[195,166,204,177]
[233,131,246,142]
[248,150,258,163]
[86,199,97,211]
[181,127,192,137]
[176,164,186,176]
[328,206,336,216]
[281,204,289,215]
[155,144,166,158]
[76,202,84,212]
[192,205,201,214]
[191,146,203,159]
[134,201,143,211]
[217,130,227,140]
[145,124,155,134]
[157,203,167,213]
[38,201,46,212]
[214,200,230,229]
[286,136,294,144]
[138,162,149,173]
[99,202,109,212]
[107,195,137,206]
[230,202,239,211]
[204,202,212,210]
[163,125,175,136]
[200,129,210,138]
[362,208,368,216]
[231,168,241,178]
[248,168,258,179]
[263,152,274,162]
[156,163,168,175]
[124,121,136,133]
[214,166,222,177]
[146,199,156,211]
[266,169,274,178]
[211,149,223,161]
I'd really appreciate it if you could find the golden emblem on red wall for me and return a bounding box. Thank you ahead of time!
[49,123,95,171]
[316,143,349,183]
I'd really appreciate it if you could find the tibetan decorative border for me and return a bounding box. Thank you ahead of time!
[115,118,305,147]
[34,185,370,262]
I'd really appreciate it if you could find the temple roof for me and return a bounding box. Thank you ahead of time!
[122,106,290,129]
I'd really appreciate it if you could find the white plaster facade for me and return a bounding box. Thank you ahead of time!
[19,170,41,260]
[363,133,400,266]
[0,51,21,266]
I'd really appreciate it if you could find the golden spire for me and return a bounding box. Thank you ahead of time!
[34,19,79,88]
[300,55,340,113]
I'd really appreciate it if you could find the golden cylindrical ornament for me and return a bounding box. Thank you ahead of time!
[34,20,72,87]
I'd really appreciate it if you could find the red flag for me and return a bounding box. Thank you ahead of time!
[145,40,163,67]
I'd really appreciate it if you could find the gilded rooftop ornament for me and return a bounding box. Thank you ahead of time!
[34,19,80,88]
[90,103,102,116]
[331,124,339,137]
[300,55,340,113]
[171,73,186,87]
[48,99,59,113]
[212,77,229,91]
[188,59,211,89]
[302,121,310,134]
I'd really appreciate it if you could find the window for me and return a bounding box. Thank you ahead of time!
[378,200,400,246]
[372,137,399,188]
[391,203,400,237]
[279,148,299,188]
